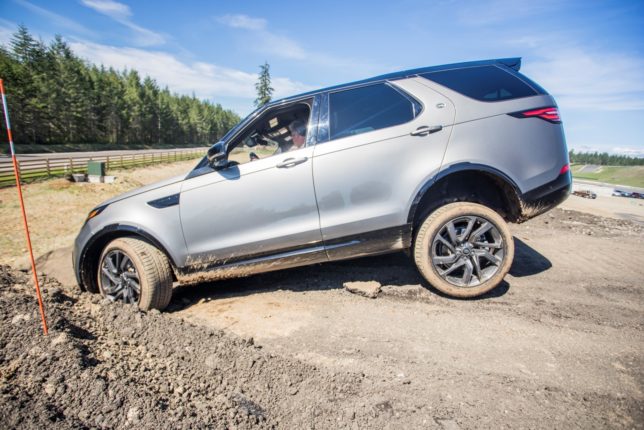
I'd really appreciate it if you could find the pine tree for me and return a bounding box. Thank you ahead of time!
[254,62,273,108]
[0,27,240,147]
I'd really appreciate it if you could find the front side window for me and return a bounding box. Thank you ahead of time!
[227,101,312,165]
[328,83,418,141]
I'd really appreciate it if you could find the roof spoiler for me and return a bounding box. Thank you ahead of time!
[496,57,521,71]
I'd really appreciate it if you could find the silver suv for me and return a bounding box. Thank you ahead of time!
[73,58,571,310]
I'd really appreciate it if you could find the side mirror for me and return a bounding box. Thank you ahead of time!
[207,142,228,169]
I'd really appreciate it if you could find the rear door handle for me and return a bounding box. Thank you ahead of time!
[410,125,443,136]
[276,157,308,168]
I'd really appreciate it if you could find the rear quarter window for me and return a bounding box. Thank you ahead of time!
[420,65,542,102]
[329,83,420,141]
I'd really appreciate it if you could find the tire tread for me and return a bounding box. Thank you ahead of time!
[99,237,173,310]
[413,202,514,298]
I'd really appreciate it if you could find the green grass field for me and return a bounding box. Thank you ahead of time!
[571,164,644,188]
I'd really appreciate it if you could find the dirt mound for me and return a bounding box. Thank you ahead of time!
[0,265,365,429]
[524,207,644,237]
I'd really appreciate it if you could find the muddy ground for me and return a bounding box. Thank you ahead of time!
[1,206,643,429]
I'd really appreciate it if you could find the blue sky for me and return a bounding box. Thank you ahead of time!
[1,0,643,155]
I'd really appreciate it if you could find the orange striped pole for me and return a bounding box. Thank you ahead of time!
[0,78,48,335]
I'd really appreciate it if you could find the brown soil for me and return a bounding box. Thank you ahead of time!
[1,206,643,429]
[170,207,644,429]
[0,266,364,429]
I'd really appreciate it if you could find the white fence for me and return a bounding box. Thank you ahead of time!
[0,148,206,187]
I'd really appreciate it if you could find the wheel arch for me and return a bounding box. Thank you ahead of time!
[77,224,178,293]
[408,163,523,232]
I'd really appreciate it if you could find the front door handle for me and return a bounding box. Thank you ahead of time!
[410,125,443,136]
[276,157,308,168]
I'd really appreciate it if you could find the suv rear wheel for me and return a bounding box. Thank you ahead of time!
[414,202,514,298]
[98,237,173,310]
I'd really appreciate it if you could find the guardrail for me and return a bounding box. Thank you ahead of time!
[0,148,206,187]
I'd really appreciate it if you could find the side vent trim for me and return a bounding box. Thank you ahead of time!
[147,193,180,209]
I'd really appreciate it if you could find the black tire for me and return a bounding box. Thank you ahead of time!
[413,202,514,298]
[98,237,173,310]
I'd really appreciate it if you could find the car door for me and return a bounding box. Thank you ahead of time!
[179,99,324,270]
[311,79,456,258]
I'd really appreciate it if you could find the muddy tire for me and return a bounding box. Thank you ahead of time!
[98,237,173,310]
[414,202,514,298]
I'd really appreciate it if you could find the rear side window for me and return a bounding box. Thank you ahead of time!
[329,83,419,141]
[420,65,540,102]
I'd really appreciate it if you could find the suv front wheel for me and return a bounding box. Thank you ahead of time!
[414,202,514,298]
[98,237,173,310]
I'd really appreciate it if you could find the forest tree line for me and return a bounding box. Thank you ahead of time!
[0,26,240,146]
[569,150,644,166]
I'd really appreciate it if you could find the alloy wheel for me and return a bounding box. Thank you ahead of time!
[99,250,141,304]
[431,215,505,288]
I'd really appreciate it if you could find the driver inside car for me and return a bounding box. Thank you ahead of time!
[274,119,307,154]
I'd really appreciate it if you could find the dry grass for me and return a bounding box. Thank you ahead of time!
[0,159,198,267]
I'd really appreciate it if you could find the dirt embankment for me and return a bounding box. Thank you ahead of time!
[0,266,369,429]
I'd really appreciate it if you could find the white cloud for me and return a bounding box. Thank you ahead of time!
[80,0,165,46]
[258,31,308,60]
[611,147,644,157]
[215,12,380,74]
[569,144,602,153]
[217,13,304,59]
[217,14,267,31]
[80,0,131,20]
[0,19,16,46]
[524,50,644,111]
[14,0,96,37]
[119,21,165,47]
[69,41,312,108]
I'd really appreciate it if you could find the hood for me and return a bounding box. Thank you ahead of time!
[99,173,186,207]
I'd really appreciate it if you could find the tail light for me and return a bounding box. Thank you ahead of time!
[509,107,561,124]
[559,164,570,175]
